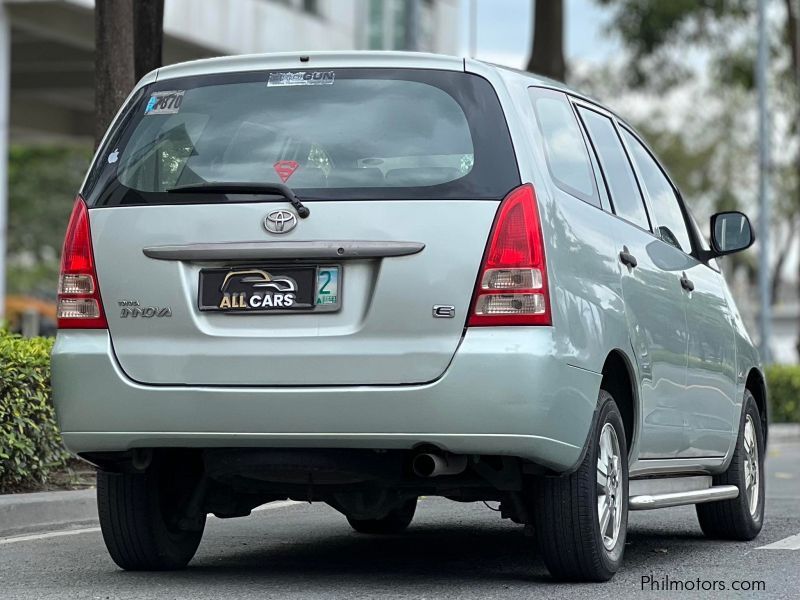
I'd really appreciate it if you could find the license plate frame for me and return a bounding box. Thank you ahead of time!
[198,264,341,314]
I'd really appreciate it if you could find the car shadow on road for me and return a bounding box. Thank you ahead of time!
[115,510,764,589]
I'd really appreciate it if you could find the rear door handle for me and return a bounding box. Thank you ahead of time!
[619,247,638,268]
[680,273,695,292]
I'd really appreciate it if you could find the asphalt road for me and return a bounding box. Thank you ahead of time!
[1,442,798,599]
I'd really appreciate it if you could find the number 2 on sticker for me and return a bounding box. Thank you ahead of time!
[319,270,332,295]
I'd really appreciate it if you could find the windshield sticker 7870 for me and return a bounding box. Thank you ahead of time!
[144,90,185,115]
[267,71,335,87]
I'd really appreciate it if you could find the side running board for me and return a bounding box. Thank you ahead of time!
[629,485,739,510]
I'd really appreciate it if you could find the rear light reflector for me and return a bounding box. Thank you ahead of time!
[57,197,107,329]
[481,268,542,290]
[474,293,547,316]
[57,298,102,320]
[58,274,95,295]
[468,184,551,326]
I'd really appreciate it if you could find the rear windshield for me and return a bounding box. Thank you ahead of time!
[84,68,519,206]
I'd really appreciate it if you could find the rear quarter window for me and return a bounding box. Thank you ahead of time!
[529,87,598,207]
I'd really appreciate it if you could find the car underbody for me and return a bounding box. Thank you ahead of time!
[82,448,539,525]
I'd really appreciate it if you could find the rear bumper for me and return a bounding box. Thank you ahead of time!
[51,328,601,472]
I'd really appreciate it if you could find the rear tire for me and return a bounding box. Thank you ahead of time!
[346,498,417,534]
[530,390,628,582]
[97,468,205,571]
[696,389,765,540]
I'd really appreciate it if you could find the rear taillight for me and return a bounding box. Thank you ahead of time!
[57,197,107,329]
[468,184,551,326]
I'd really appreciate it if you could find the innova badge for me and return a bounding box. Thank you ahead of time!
[264,209,298,234]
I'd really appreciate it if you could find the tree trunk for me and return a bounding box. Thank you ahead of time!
[94,0,136,147]
[94,0,164,147]
[527,0,566,82]
[133,0,165,81]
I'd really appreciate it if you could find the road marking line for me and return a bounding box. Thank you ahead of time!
[758,533,800,550]
[0,500,301,544]
[0,527,101,545]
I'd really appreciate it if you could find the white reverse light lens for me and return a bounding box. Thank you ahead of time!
[474,293,546,315]
[58,274,95,295]
[481,268,542,290]
[57,298,101,319]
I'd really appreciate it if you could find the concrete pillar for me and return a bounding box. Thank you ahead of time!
[21,309,40,338]
[0,2,8,319]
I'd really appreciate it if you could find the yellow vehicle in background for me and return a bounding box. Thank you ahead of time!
[4,295,57,337]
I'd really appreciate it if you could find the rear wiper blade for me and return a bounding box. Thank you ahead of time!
[167,182,310,218]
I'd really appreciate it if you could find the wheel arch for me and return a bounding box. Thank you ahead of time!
[745,367,768,446]
[599,349,638,457]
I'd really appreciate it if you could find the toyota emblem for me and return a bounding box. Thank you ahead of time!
[264,209,298,234]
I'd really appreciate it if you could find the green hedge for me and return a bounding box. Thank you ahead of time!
[0,331,69,493]
[766,365,800,424]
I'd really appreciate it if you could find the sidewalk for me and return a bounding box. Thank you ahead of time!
[1,424,797,538]
[0,488,97,538]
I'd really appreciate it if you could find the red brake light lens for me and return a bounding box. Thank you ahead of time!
[468,184,551,326]
[57,197,107,329]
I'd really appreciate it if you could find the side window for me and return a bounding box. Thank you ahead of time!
[529,88,599,207]
[621,129,693,254]
[577,107,650,231]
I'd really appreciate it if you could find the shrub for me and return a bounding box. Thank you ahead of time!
[765,365,800,424]
[0,330,69,492]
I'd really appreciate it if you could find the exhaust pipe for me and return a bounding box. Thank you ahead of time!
[412,452,468,478]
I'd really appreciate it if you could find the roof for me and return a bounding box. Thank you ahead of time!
[146,50,613,122]
[154,51,468,82]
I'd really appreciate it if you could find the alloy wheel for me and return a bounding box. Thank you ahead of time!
[743,414,760,518]
[597,422,623,551]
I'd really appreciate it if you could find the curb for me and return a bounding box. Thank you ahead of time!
[0,488,97,538]
[770,423,800,444]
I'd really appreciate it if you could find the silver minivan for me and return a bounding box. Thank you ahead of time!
[52,52,766,581]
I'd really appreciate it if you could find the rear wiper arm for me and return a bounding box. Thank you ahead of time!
[167,182,310,218]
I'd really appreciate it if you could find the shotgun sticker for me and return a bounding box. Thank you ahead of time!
[267,71,335,87]
[144,90,185,115]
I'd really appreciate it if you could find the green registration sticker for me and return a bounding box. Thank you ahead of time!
[316,267,339,306]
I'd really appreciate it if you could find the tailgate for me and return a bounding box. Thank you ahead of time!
[91,200,498,385]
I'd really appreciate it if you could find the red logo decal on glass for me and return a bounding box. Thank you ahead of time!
[274,160,299,183]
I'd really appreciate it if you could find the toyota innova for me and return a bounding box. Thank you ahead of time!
[52,52,766,581]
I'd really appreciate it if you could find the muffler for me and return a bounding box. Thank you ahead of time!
[411,452,468,478]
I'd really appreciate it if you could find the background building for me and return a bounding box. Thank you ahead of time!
[1,0,460,141]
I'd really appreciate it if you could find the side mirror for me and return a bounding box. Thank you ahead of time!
[709,211,754,257]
